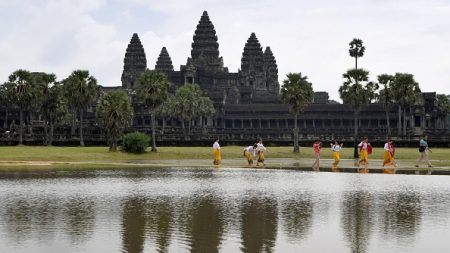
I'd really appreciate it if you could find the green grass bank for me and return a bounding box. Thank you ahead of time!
[0,146,448,170]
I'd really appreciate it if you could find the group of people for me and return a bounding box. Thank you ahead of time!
[243,140,267,166]
[311,134,433,170]
[213,134,433,169]
[212,138,267,166]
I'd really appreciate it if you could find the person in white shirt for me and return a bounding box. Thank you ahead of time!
[331,140,343,170]
[213,138,221,165]
[243,144,257,165]
[256,139,267,166]
[358,137,371,166]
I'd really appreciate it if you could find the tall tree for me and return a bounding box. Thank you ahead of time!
[96,90,134,151]
[0,83,12,129]
[377,74,395,136]
[41,83,68,145]
[280,73,314,153]
[63,70,98,146]
[349,38,365,69]
[339,68,378,158]
[168,83,214,135]
[435,94,450,130]
[391,73,421,136]
[7,69,34,145]
[136,69,169,152]
[198,96,216,130]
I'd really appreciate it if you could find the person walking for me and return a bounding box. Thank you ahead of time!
[312,139,322,171]
[383,138,397,167]
[331,140,343,170]
[358,137,371,166]
[415,134,432,168]
[213,138,221,165]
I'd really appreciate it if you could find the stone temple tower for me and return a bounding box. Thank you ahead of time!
[240,33,267,96]
[263,46,279,95]
[155,47,174,74]
[189,11,225,73]
[121,33,147,89]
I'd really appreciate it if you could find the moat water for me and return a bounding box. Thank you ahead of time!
[0,168,449,253]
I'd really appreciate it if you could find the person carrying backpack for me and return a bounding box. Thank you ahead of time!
[415,134,432,168]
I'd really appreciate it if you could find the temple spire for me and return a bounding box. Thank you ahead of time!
[190,10,224,72]
[241,33,264,72]
[264,46,279,95]
[121,33,147,89]
[155,47,174,73]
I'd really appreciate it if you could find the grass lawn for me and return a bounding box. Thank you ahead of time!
[0,145,448,162]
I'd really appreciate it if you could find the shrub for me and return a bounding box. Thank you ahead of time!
[122,132,150,153]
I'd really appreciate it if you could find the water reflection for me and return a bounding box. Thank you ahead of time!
[146,197,174,253]
[379,193,422,243]
[341,191,374,253]
[281,194,313,242]
[64,197,95,243]
[4,199,34,244]
[240,196,278,253]
[121,197,147,253]
[1,169,450,253]
[184,193,225,253]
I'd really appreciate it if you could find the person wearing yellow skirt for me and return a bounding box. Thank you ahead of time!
[331,140,343,170]
[213,138,221,165]
[358,137,370,166]
[243,144,257,165]
[383,138,396,167]
[256,143,267,166]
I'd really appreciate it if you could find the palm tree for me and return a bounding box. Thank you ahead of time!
[339,68,378,158]
[157,95,177,135]
[349,38,365,69]
[63,70,98,146]
[136,69,169,152]
[391,73,421,136]
[198,96,215,131]
[96,90,134,151]
[435,94,450,130]
[170,83,212,135]
[377,74,395,136]
[0,84,12,129]
[7,69,34,145]
[41,83,68,145]
[280,73,314,153]
[32,72,57,143]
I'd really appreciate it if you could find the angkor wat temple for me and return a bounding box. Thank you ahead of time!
[1,11,449,145]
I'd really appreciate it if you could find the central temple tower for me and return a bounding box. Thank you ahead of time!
[189,11,225,73]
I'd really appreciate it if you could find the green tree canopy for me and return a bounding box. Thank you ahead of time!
[96,90,134,151]
[62,70,98,146]
[349,38,365,69]
[136,69,170,151]
[377,74,395,136]
[280,72,314,153]
[6,69,36,144]
[436,94,450,113]
[339,68,377,157]
[391,73,421,136]
[160,84,215,135]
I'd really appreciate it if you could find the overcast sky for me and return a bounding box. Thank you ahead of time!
[1,0,450,101]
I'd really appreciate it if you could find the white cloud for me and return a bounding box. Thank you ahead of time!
[1,0,449,100]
